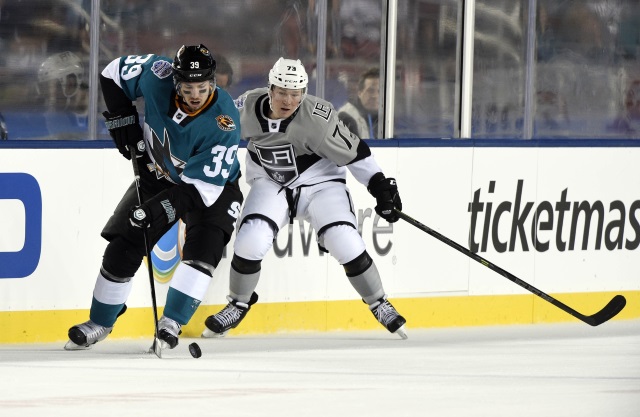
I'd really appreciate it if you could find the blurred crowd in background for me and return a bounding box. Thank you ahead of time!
[0,0,638,140]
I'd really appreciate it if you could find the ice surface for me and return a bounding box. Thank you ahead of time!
[0,320,638,417]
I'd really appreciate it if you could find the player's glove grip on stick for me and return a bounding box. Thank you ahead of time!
[128,193,177,231]
[103,106,145,160]
[367,172,402,223]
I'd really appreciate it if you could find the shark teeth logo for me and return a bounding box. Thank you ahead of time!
[216,115,236,131]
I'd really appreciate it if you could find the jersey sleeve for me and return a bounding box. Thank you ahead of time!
[101,54,164,102]
[346,156,383,186]
[304,98,382,185]
[312,103,372,167]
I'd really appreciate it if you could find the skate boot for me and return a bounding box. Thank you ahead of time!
[157,315,182,349]
[64,320,113,350]
[202,292,259,338]
[369,295,408,339]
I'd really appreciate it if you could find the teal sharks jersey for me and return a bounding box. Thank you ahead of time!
[102,54,241,206]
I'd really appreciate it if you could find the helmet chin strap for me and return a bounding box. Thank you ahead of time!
[267,90,275,116]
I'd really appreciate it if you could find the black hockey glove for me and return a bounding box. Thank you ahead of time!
[367,172,402,223]
[103,106,145,160]
[128,194,177,231]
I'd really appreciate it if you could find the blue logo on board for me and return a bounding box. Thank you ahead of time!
[0,173,42,278]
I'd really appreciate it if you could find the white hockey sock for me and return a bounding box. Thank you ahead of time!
[93,271,133,305]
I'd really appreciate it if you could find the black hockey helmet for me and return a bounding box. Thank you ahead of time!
[172,44,216,84]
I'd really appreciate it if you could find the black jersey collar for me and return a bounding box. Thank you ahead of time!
[168,88,218,126]
[256,93,297,133]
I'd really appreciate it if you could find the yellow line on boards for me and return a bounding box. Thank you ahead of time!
[1,291,638,344]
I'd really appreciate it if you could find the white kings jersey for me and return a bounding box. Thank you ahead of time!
[235,88,383,189]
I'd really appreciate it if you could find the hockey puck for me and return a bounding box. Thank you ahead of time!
[188,342,202,358]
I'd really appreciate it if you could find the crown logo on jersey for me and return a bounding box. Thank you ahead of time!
[272,172,285,183]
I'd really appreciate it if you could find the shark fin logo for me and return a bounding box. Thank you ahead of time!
[147,128,186,182]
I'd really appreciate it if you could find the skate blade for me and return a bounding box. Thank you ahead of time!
[395,325,408,340]
[201,328,228,338]
[64,340,91,351]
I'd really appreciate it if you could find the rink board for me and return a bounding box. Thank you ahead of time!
[0,145,639,342]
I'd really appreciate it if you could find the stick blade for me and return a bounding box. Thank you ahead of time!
[148,338,163,358]
[585,295,626,326]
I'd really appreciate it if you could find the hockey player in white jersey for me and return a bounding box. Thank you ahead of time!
[202,58,407,339]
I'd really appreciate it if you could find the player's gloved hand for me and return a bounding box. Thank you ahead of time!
[103,106,145,160]
[367,172,402,223]
[128,195,177,231]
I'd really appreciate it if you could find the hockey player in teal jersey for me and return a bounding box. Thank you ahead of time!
[65,45,243,351]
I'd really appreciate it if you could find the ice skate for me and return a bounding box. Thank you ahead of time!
[64,320,113,350]
[202,292,259,338]
[157,315,182,349]
[369,296,408,339]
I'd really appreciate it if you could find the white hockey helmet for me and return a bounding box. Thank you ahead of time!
[268,58,308,91]
[37,51,84,98]
[38,51,83,83]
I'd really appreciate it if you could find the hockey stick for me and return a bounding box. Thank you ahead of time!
[395,209,626,326]
[129,147,163,358]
